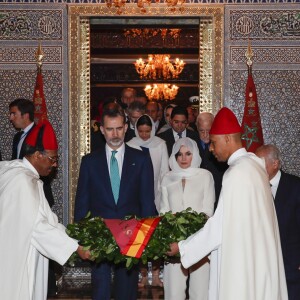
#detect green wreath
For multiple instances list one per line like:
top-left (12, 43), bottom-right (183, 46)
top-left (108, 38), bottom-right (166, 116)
top-left (66, 208), bottom-right (208, 269)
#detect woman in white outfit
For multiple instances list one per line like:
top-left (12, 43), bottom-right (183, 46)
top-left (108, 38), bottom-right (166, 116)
top-left (127, 114), bottom-right (169, 287)
top-left (160, 137), bottom-right (215, 300)
top-left (127, 114), bottom-right (169, 211)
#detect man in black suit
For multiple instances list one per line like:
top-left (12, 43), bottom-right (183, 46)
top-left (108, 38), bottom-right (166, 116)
top-left (75, 103), bottom-right (156, 300)
top-left (196, 112), bottom-right (227, 208)
top-left (9, 99), bottom-right (35, 160)
top-left (146, 101), bottom-right (164, 133)
top-left (9, 98), bottom-right (55, 206)
top-left (256, 144), bottom-right (300, 300)
top-left (158, 106), bottom-right (199, 156)
top-left (120, 87), bottom-right (137, 108)
top-left (9, 98), bottom-right (57, 296)
top-left (124, 100), bottom-right (145, 142)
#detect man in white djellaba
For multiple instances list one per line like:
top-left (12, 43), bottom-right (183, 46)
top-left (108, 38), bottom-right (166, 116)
top-left (0, 120), bottom-right (90, 300)
top-left (167, 107), bottom-right (288, 300)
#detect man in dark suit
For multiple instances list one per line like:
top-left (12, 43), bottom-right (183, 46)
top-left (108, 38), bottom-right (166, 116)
top-left (256, 144), bottom-right (300, 300)
top-left (74, 103), bottom-right (156, 300)
top-left (9, 99), bottom-right (35, 160)
top-left (120, 87), bottom-right (137, 108)
top-left (124, 100), bottom-right (145, 142)
top-left (9, 98), bottom-right (55, 207)
top-left (145, 101), bottom-right (164, 133)
top-left (158, 106), bottom-right (199, 156)
top-left (196, 112), bottom-right (227, 208)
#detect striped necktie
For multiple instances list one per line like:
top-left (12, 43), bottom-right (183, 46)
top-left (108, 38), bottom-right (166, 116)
top-left (110, 150), bottom-right (120, 204)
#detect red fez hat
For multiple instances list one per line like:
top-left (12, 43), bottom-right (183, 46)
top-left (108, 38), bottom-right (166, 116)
top-left (26, 120), bottom-right (58, 150)
top-left (210, 107), bottom-right (242, 135)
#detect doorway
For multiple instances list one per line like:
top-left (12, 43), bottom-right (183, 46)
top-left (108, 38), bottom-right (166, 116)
top-left (68, 4), bottom-right (224, 222)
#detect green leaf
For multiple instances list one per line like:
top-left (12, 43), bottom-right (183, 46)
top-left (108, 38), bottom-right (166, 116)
top-left (66, 209), bottom-right (208, 269)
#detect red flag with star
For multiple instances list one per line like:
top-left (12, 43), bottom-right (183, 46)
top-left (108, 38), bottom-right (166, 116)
top-left (33, 68), bottom-right (48, 124)
top-left (241, 72), bottom-right (264, 152)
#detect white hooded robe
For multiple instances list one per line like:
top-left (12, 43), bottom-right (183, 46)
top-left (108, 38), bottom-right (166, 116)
top-left (0, 159), bottom-right (78, 300)
top-left (179, 148), bottom-right (288, 300)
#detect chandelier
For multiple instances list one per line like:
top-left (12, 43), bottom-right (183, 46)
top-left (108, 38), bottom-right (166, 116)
top-left (105, 0), bottom-right (185, 14)
top-left (135, 54), bottom-right (185, 80)
top-left (144, 84), bottom-right (179, 101)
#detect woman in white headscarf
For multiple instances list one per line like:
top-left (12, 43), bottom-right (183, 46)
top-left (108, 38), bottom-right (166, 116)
top-left (160, 137), bottom-right (215, 300)
top-left (127, 114), bottom-right (169, 287)
top-left (127, 114), bottom-right (169, 211)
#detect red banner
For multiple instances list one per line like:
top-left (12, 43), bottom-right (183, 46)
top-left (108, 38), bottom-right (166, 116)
top-left (33, 70), bottom-right (48, 124)
top-left (104, 217), bottom-right (161, 258)
top-left (241, 73), bottom-right (264, 153)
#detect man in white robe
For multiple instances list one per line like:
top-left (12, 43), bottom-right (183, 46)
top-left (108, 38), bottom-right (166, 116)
top-left (0, 120), bottom-right (90, 300)
top-left (167, 107), bottom-right (288, 300)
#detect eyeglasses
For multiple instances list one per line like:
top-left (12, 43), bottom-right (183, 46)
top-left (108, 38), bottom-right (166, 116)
top-left (43, 154), bottom-right (58, 164)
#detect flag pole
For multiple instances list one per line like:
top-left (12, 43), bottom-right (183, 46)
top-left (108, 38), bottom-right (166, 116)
top-left (33, 42), bottom-right (48, 124)
top-left (245, 39), bottom-right (253, 75)
top-left (36, 41), bottom-right (44, 73)
top-left (241, 39), bottom-right (264, 153)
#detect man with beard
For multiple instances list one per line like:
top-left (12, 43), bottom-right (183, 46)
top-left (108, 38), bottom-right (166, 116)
top-left (75, 103), bottom-right (156, 300)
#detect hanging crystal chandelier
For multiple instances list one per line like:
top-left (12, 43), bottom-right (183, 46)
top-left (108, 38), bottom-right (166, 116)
top-left (144, 84), bottom-right (179, 101)
top-left (135, 54), bottom-right (185, 80)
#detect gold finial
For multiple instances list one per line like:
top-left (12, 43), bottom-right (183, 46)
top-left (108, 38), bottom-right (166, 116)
top-left (35, 42), bottom-right (44, 70)
top-left (245, 39), bottom-right (253, 68)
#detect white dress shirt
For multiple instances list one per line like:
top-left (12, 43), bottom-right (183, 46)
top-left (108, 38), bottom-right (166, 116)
top-left (270, 170), bottom-right (281, 198)
top-left (105, 143), bottom-right (125, 178)
top-left (17, 122), bottom-right (34, 158)
top-left (172, 129), bottom-right (186, 142)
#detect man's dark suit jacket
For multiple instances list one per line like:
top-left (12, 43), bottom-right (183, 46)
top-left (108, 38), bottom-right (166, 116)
top-left (74, 144), bottom-right (156, 299)
top-left (124, 126), bottom-right (135, 142)
top-left (198, 142), bottom-right (228, 209)
top-left (275, 171), bottom-right (300, 299)
top-left (12, 125), bottom-right (55, 207)
top-left (74, 144), bottom-right (156, 220)
top-left (158, 128), bottom-right (199, 157)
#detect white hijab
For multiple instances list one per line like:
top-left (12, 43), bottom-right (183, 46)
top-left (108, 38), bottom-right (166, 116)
top-left (127, 114), bottom-right (163, 149)
top-left (168, 137), bottom-right (202, 179)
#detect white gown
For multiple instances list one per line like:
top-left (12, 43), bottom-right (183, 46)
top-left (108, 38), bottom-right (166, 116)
top-left (179, 148), bottom-right (288, 300)
top-left (160, 137), bottom-right (215, 300)
top-left (0, 159), bottom-right (78, 300)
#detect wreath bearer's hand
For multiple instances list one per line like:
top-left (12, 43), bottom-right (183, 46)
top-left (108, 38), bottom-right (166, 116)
top-left (166, 242), bottom-right (179, 256)
top-left (77, 245), bottom-right (91, 260)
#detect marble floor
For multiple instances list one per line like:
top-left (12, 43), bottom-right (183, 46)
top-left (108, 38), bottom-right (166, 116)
top-left (47, 265), bottom-right (164, 300)
top-left (47, 282), bottom-right (164, 300)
